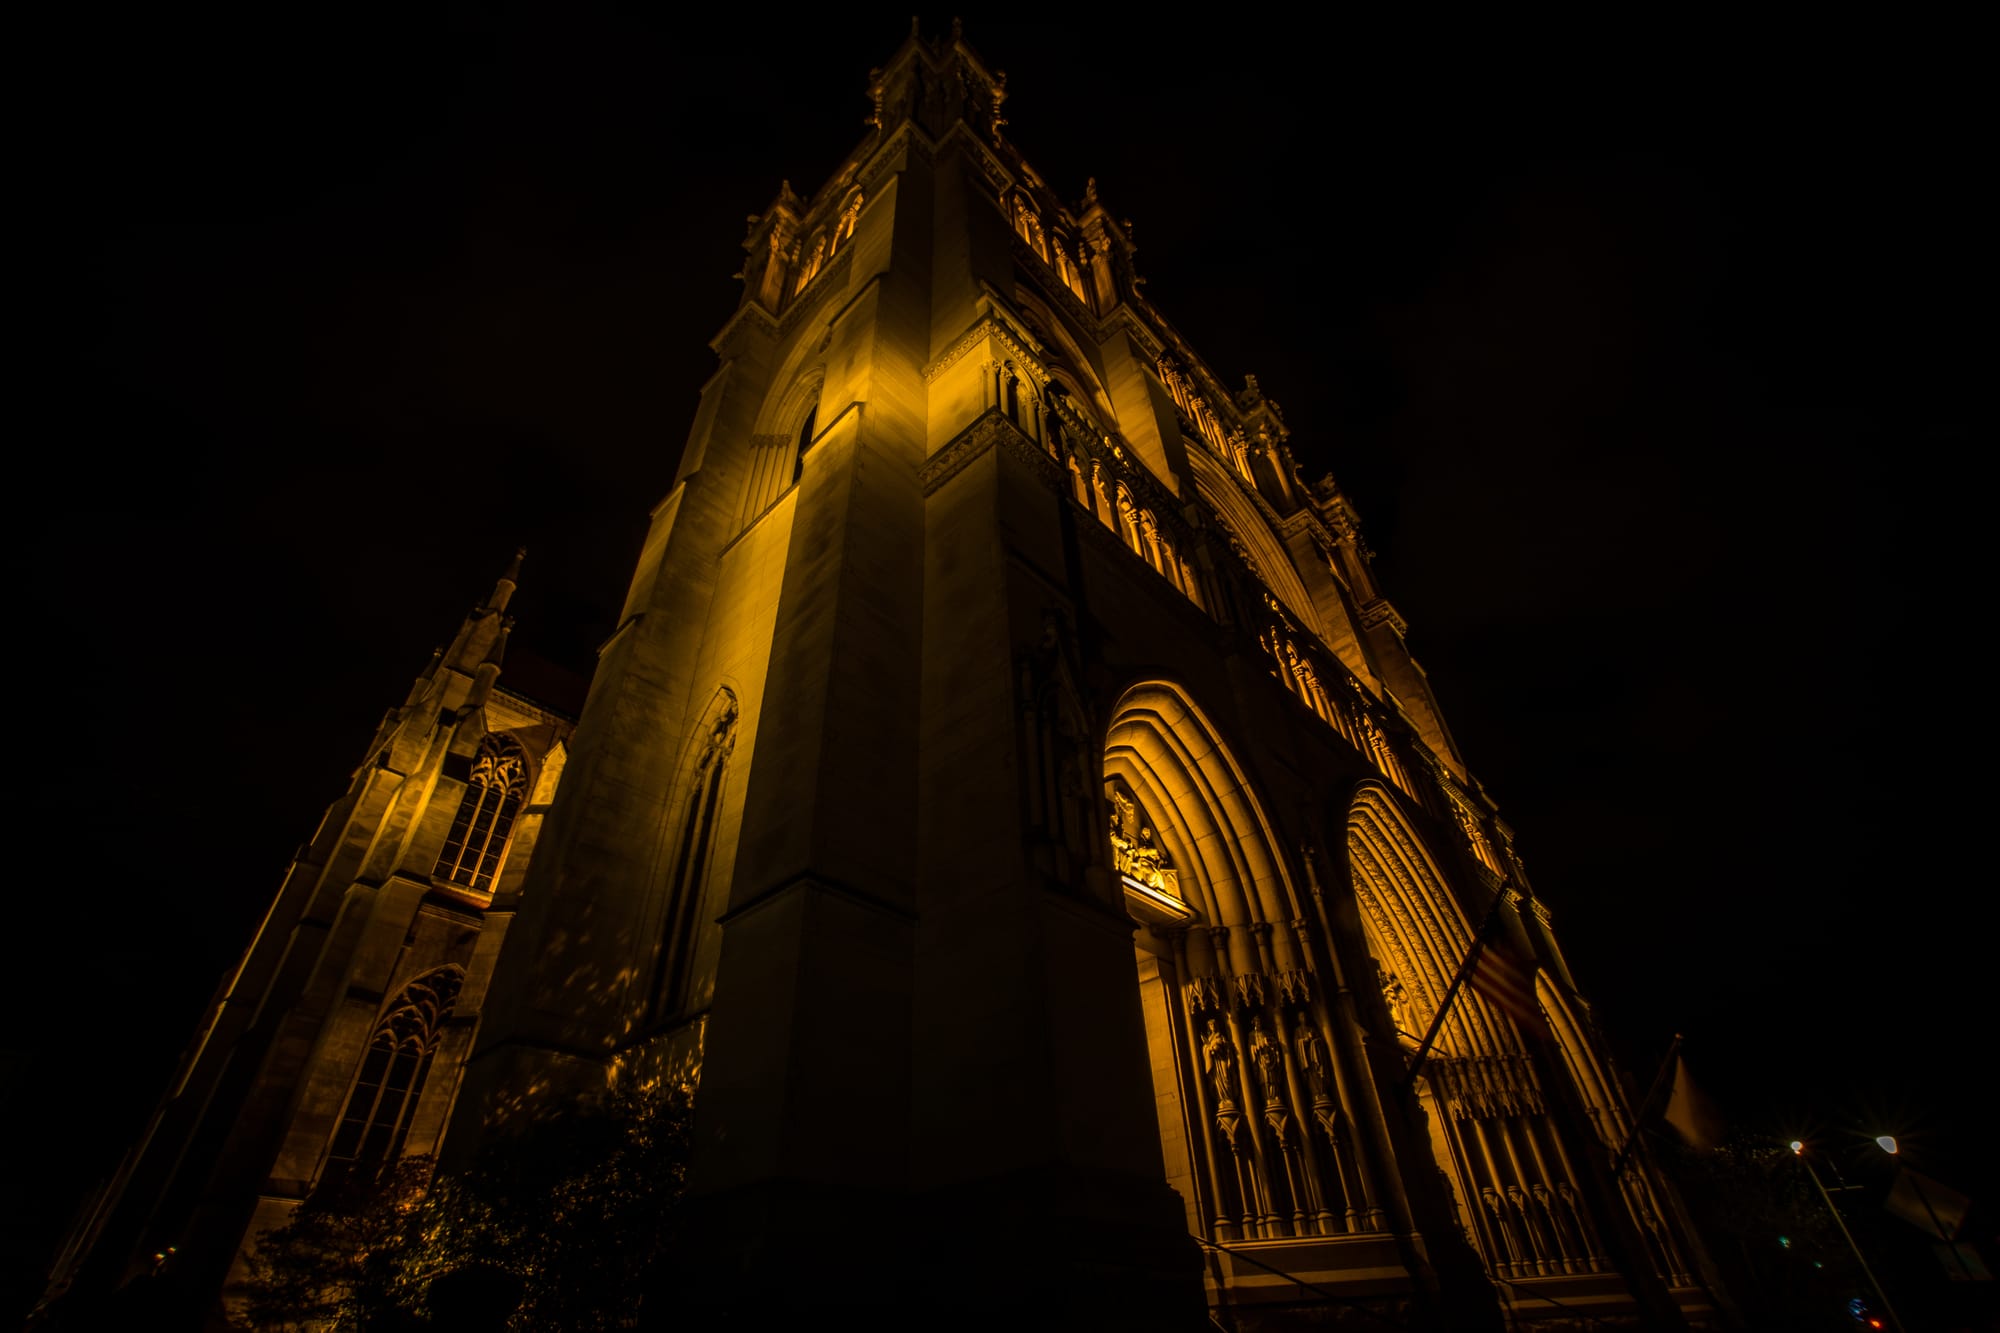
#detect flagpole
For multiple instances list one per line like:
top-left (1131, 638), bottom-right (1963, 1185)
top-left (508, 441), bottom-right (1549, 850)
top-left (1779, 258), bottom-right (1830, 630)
top-left (1398, 879), bottom-right (1510, 1096)
top-left (1611, 1032), bottom-right (1682, 1176)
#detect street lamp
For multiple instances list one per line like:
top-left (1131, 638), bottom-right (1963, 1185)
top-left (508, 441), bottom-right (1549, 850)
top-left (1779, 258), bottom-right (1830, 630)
top-left (1875, 1134), bottom-right (1977, 1282)
top-left (1791, 1139), bottom-right (1907, 1333)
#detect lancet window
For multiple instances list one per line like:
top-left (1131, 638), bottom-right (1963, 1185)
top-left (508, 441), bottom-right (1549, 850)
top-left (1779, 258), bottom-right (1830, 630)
top-left (651, 692), bottom-right (738, 1021)
top-left (328, 968), bottom-right (463, 1167)
top-left (792, 402), bottom-right (818, 485)
top-left (1011, 195), bottom-right (1049, 262)
top-left (433, 735), bottom-right (529, 894)
top-left (789, 189), bottom-right (863, 301)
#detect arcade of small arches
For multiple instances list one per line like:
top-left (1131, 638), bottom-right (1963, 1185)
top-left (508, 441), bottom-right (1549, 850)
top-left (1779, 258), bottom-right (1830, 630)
top-left (1103, 679), bottom-right (1695, 1293)
top-left (1008, 189), bottom-right (1094, 308)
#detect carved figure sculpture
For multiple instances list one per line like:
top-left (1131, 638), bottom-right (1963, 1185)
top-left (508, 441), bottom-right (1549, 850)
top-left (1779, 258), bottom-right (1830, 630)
top-left (1201, 1019), bottom-right (1238, 1108)
top-left (1378, 965), bottom-right (1414, 1039)
top-left (1295, 1022), bottom-right (1332, 1100)
top-left (1249, 1017), bottom-right (1285, 1106)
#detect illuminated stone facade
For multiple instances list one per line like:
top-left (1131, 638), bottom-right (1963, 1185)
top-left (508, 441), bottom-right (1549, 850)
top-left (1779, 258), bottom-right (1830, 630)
top-left (40, 558), bottom-right (576, 1323)
top-left (50, 26), bottom-right (1720, 1332)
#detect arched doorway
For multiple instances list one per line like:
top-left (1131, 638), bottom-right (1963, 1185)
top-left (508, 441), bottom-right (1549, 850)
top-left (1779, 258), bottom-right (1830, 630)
top-left (1105, 681), bottom-right (1383, 1244)
top-left (1346, 785), bottom-right (1609, 1282)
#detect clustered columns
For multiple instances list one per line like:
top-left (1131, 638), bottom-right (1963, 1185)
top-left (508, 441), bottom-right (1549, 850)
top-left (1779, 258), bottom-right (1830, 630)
top-left (978, 357), bottom-right (1042, 445)
top-left (1169, 925), bottom-right (1385, 1241)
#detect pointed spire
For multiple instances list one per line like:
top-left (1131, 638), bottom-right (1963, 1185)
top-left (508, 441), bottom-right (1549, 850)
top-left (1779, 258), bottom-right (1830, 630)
top-left (403, 646), bottom-right (445, 707)
top-left (486, 547), bottom-right (525, 614)
top-left (466, 616), bottom-right (512, 712)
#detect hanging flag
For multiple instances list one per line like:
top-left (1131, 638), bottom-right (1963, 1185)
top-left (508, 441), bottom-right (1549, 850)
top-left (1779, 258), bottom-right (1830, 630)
top-left (1467, 926), bottom-right (1542, 1032)
top-left (1660, 1053), bottom-right (1724, 1149)
top-left (1885, 1167), bottom-right (1971, 1241)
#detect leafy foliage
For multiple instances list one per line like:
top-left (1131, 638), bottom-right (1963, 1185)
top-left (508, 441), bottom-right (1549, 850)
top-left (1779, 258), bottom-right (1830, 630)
top-left (241, 1083), bottom-right (692, 1330)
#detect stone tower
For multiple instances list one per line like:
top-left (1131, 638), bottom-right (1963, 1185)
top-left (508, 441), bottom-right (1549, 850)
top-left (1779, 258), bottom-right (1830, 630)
top-left (451, 25), bottom-right (1717, 1331)
top-left (36, 558), bottom-right (577, 1325)
top-left (46, 24), bottom-right (1721, 1332)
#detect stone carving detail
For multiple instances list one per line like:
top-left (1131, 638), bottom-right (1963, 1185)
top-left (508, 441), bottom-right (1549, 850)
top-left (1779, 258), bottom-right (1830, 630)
top-left (1248, 1018), bottom-right (1286, 1107)
top-left (1108, 787), bottom-right (1178, 899)
top-left (1202, 1019), bottom-right (1239, 1110)
top-left (1183, 973), bottom-right (1224, 1015)
top-left (1379, 964), bottom-right (1416, 1042)
top-left (1017, 610), bottom-right (1096, 884)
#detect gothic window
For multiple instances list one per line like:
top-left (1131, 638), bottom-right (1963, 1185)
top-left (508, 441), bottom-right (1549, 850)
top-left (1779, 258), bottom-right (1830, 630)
top-left (794, 232), bottom-right (827, 294)
top-left (792, 402), bottom-right (818, 485)
top-left (328, 969), bottom-right (462, 1166)
top-left (433, 735), bottom-right (529, 894)
top-left (651, 692), bottom-right (738, 1019)
top-left (831, 190), bottom-right (863, 250)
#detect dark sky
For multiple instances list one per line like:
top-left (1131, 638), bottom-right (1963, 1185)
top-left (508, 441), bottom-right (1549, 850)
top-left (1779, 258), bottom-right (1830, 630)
top-left (10, 8), bottom-right (1983, 1314)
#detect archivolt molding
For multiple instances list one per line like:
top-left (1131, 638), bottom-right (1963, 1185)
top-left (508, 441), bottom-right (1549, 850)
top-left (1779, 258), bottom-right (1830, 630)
top-left (1345, 787), bottom-right (1517, 1057)
top-left (1104, 680), bottom-right (1297, 929)
top-left (1189, 451), bottom-right (1310, 594)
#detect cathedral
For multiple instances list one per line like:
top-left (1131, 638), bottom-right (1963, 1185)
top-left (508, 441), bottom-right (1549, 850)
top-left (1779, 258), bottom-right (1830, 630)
top-left (43, 25), bottom-right (1722, 1332)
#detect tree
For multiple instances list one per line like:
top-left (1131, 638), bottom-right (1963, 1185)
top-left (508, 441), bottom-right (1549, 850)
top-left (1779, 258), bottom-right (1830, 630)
top-left (240, 1082), bottom-right (692, 1330)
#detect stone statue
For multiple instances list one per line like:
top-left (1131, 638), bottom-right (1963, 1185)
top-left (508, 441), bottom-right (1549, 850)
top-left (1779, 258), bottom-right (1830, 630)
top-left (1249, 1017), bottom-right (1285, 1105)
top-left (1201, 1019), bottom-right (1237, 1108)
top-left (1378, 964), bottom-right (1413, 1038)
top-left (1295, 1022), bottom-right (1332, 1099)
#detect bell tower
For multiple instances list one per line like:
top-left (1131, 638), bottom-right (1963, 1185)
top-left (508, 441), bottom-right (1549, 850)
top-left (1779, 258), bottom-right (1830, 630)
top-left (449, 23), bottom-right (1208, 1326)
top-left (454, 21), bottom-right (1719, 1330)
top-left (51, 21), bottom-right (1725, 1332)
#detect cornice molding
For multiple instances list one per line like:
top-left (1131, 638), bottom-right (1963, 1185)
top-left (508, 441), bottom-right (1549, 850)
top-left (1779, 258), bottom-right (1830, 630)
top-left (707, 300), bottom-right (779, 357)
top-left (923, 311), bottom-right (1050, 385)
top-left (1358, 598), bottom-right (1408, 636)
top-left (858, 119), bottom-right (936, 192)
top-left (938, 119), bottom-right (1013, 194)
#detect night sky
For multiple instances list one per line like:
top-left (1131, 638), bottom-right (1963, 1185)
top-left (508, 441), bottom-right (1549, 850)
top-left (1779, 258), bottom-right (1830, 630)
top-left (10, 9), bottom-right (1983, 1315)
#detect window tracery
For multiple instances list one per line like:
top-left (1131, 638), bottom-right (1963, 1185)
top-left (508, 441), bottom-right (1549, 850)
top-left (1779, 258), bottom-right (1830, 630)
top-left (328, 968), bottom-right (463, 1167)
top-left (651, 692), bottom-right (738, 1021)
top-left (433, 736), bottom-right (529, 894)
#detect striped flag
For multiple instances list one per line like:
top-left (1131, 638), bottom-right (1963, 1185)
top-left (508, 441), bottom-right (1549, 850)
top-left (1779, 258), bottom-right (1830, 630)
top-left (1661, 1054), bottom-right (1725, 1149)
top-left (1468, 928), bottom-right (1542, 1032)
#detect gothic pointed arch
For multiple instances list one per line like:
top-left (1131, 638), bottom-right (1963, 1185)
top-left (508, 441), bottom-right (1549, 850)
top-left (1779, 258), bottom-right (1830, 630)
top-left (739, 368), bottom-right (827, 527)
top-left (1013, 284), bottom-right (1119, 428)
top-left (1346, 784), bottom-right (1610, 1282)
top-left (1188, 446), bottom-right (1321, 634)
top-left (1106, 680), bottom-right (1377, 1244)
top-left (649, 686), bottom-right (739, 1022)
top-left (433, 734), bottom-right (530, 896)
top-left (1538, 977), bottom-right (1694, 1288)
top-left (327, 967), bottom-right (465, 1170)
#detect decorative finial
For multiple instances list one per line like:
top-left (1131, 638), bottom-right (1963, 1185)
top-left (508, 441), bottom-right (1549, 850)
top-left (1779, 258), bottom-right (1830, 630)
top-left (1085, 177), bottom-right (1099, 204)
